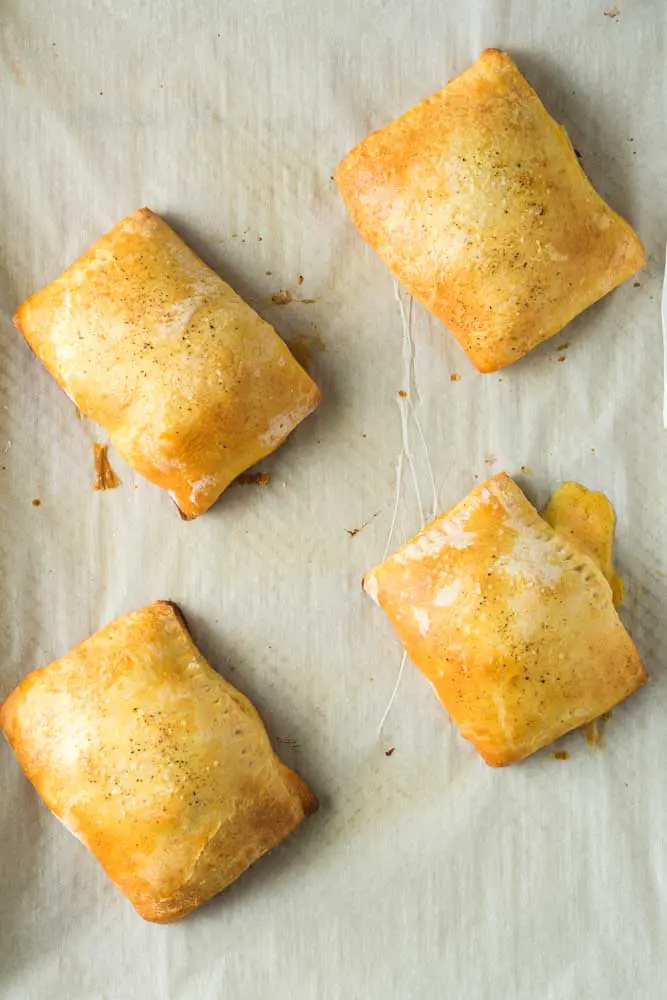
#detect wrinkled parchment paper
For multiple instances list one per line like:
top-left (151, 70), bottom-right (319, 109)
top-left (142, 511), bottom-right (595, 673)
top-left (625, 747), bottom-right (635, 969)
top-left (1, 2), bottom-right (667, 998)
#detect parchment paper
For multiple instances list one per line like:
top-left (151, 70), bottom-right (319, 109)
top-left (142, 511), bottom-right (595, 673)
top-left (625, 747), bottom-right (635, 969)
top-left (1, 2), bottom-right (667, 998)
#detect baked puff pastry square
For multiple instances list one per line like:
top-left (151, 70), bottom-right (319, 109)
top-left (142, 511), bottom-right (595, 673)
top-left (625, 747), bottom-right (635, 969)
top-left (336, 49), bottom-right (644, 372)
top-left (363, 473), bottom-right (646, 766)
top-left (0, 601), bottom-right (317, 922)
top-left (15, 209), bottom-right (320, 517)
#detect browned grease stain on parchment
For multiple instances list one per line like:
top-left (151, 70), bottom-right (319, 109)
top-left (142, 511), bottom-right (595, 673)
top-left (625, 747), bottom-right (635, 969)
top-left (585, 711), bottom-right (612, 750)
top-left (93, 443), bottom-right (121, 491)
top-left (287, 333), bottom-right (326, 371)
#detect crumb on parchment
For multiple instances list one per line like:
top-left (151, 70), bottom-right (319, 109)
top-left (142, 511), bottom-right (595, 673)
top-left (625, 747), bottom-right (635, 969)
top-left (236, 472), bottom-right (271, 487)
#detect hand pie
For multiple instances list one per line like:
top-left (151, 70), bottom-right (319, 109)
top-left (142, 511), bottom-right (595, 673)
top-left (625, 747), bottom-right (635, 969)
top-left (15, 209), bottom-right (320, 517)
top-left (0, 601), bottom-right (317, 922)
top-left (336, 49), bottom-right (644, 372)
top-left (363, 473), bottom-right (646, 766)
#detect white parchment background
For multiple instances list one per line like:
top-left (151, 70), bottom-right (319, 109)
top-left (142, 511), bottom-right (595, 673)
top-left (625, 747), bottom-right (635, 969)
top-left (1, 1), bottom-right (666, 998)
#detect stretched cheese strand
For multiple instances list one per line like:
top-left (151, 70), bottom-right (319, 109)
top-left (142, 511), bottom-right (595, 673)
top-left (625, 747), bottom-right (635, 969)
top-left (395, 285), bottom-right (425, 526)
top-left (395, 283), bottom-right (439, 521)
top-left (378, 284), bottom-right (438, 736)
top-left (376, 651), bottom-right (408, 739)
top-left (662, 244), bottom-right (667, 428)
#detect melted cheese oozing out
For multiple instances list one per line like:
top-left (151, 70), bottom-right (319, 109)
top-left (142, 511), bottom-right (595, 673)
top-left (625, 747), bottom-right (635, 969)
top-left (542, 481), bottom-right (624, 606)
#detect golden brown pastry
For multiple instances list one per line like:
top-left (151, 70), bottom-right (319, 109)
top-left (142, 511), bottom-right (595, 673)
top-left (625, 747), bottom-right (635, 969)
top-left (0, 601), bottom-right (317, 922)
top-left (15, 209), bottom-right (320, 517)
top-left (363, 473), bottom-right (645, 766)
top-left (336, 49), bottom-right (644, 373)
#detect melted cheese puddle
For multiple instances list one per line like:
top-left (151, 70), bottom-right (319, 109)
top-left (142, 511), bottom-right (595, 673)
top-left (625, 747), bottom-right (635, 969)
top-left (542, 481), bottom-right (623, 606)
